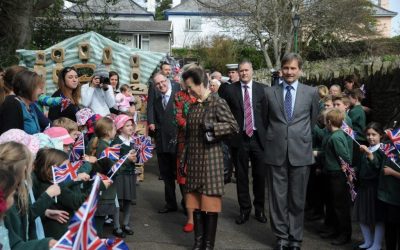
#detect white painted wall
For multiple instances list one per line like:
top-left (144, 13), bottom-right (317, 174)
top-left (168, 15), bottom-right (242, 48)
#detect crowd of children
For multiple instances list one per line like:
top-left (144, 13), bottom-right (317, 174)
top-left (308, 82), bottom-right (400, 249)
top-left (0, 105), bottom-right (141, 249)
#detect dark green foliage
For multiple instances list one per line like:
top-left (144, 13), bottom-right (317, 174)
top-left (155, 0), bottom-right (172, 20)
top-left (172, 37), bottom-right (268, 73)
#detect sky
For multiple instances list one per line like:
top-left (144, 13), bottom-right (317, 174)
top-left (391, 0), bottom-right (400, 36)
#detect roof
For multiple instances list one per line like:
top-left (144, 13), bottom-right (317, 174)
top-left (64, 19), bottom-right (172, 34)
top-left (165, 0), bottom-right (246, 17)
top-left (372, 4), bottom-right (397, 17)
top-left (17, 32), bottom-right (166, 93)
top-left (65, 0), bottom-right (153, 17)
top-left (117, 20), bottom-right (172, 33)
top-left (165, 0), bottom-right (216, 16)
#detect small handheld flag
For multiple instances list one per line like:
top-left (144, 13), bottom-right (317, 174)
top-left (339, 157), bottom-right (357, 202)
top-left (108, 155), bottom-right (129, 178)
top-left (99, 145), bottom-right (121, 161)
top-left (385, 128), bottom-right (400, 151)
top-left (69, 133), bottom-right (85, 162)
top-left (52, 161), bottom-right (82, 184)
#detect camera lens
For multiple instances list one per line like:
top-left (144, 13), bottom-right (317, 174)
top-left (100, 76), bottom-right (110, 85)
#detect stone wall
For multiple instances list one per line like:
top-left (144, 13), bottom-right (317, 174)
top-left (254, 55), bottom-right (400, 126)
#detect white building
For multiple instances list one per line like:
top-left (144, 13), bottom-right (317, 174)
top-left (165, 0), bottom-right (242, 48)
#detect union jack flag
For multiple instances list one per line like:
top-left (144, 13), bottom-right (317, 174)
top-left (341, 122), bottom-right (356, 140)
top-left (385, 128), bottom-right (400, 151)
top-left (131, 135), bottom-right (154, 163)
top-left (108, 154), bottom-right (129, 178)
top-left (99, 145), bottom-right (121, 161)
top-left (52, 176), bottom-right (107, 250)
top-left (61, 98), bottom-right (72, 113)
top-left (339, 157), bottom-right (357, 202)
top-left (139, 95), bottom-right (148, 103)
top-left (101, 238), bottom-right (129, 250)
top-left (53, 161), bottom-right (82, 184)
top-left (69, 133), bottom-right (85, 162)
top-left (380, 143), bottom-right (396, 159)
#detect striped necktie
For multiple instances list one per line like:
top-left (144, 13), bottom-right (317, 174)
top-left (243, 85), bottom-right (253, 137)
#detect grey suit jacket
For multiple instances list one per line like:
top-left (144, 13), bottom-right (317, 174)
top-left (264, 82), bottom-right (319, 166)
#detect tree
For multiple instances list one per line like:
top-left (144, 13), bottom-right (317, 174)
top-left (0, 0), bottom-right (61, 66)
top-left (155, 0), bottom-right (172, 20)
top-left (196, 0), bottom-right (375, 70)
top-left (0, 0), bottom-right (117, 67)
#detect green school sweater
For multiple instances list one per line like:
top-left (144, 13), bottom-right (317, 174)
top-left (87, 138), bottom-right (117, 206)
top-left (322, 130), bottom-right (352, 171)
top-left (111, 136), bottom-right (136, 175)
top-left (378, 157), bottom-right (400, 206)
top-left (348, 104), bottom-right (366, 142)
top-left (357, 149), bottom-right (384, 184)
top-left (32, 173), bottom-right (88, 240)
top-left (4, 206), bottom-right (52, 250)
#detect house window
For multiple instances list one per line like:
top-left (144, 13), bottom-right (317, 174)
top-left (141, 35), bottom-right (150, 50)
top-left (185, 17), bottom-right (201, 31)
top-left (120, 34), bottom-right (150, 50)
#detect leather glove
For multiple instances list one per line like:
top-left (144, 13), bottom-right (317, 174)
top-left (202, 122), bottom-right (214, 132)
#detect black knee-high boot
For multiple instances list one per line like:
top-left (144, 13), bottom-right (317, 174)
top-left (192, 209), bottom-right (204, 250)
top-left (203, 212), bottom-right (218, 250)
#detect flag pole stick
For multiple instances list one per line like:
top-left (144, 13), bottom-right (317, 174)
top-left (51, 166), bottom-right (58, 203)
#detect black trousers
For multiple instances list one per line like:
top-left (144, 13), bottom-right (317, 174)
top-left (306, 163), bottom-right (325, 215)
top-left (157, 152), bottom-right (177, 209)
top-left (384, 202), bottom-right (400, 250)
top-left (326, 171), bottom-right (352, 237)
top-left (231, 131), bottom-right (266, 213)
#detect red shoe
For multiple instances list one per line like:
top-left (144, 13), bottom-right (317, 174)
top-left (183, 223), bottom-right (194, 233)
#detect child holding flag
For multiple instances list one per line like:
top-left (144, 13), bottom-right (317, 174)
top-left (376, 127), bottom-right (400, 250)
top-left (86, 117), bottom-right (124, 237)
top-left (355, 122), bottom-right (386, 250)
top-left (32, 148), bottom-right (90, 239)
top-left (111, 114), bottom-right (138, 236)
top-left (321, 109), bottom-right (353, 245)
top-left (0, 140), bottom-right (58, 249)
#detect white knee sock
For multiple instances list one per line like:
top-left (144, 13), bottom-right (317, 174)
top-left (359, 223), bottom-right (373, 248)
top-left (367, 222), bottom-right (384, 250)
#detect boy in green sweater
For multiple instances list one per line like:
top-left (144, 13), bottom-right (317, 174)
top-left (322, 109), bottom-right (353, 246)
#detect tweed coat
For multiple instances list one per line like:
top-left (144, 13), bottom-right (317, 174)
top-left (185, 93), bottom-right (239, 196)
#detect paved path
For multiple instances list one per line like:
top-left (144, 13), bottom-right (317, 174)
top-left (105, 157), bottom-right (363, 250)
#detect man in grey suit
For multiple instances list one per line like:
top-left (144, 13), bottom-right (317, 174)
top-left (264, 53), bottom-right (319, 250)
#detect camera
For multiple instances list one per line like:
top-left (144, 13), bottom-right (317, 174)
top-left (99, 76), bottom-right (110, 90)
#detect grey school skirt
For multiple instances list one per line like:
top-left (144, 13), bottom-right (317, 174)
top-left (115, 174), bottom-right (136, 202)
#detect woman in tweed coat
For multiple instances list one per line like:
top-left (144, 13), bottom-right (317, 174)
top-left (181, 67), bottom-right (239, 250)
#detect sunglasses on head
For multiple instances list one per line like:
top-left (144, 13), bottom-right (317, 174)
top-left (60, 67), bottom-right (77, 78)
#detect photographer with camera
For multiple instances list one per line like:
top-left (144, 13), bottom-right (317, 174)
top-left (81, 64), bottom-right (116, 116)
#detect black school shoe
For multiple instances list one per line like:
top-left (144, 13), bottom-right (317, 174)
top-left (112, 228), bottom-right (126, 238)
top-left (122, 225), bottom-right (134, 235)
